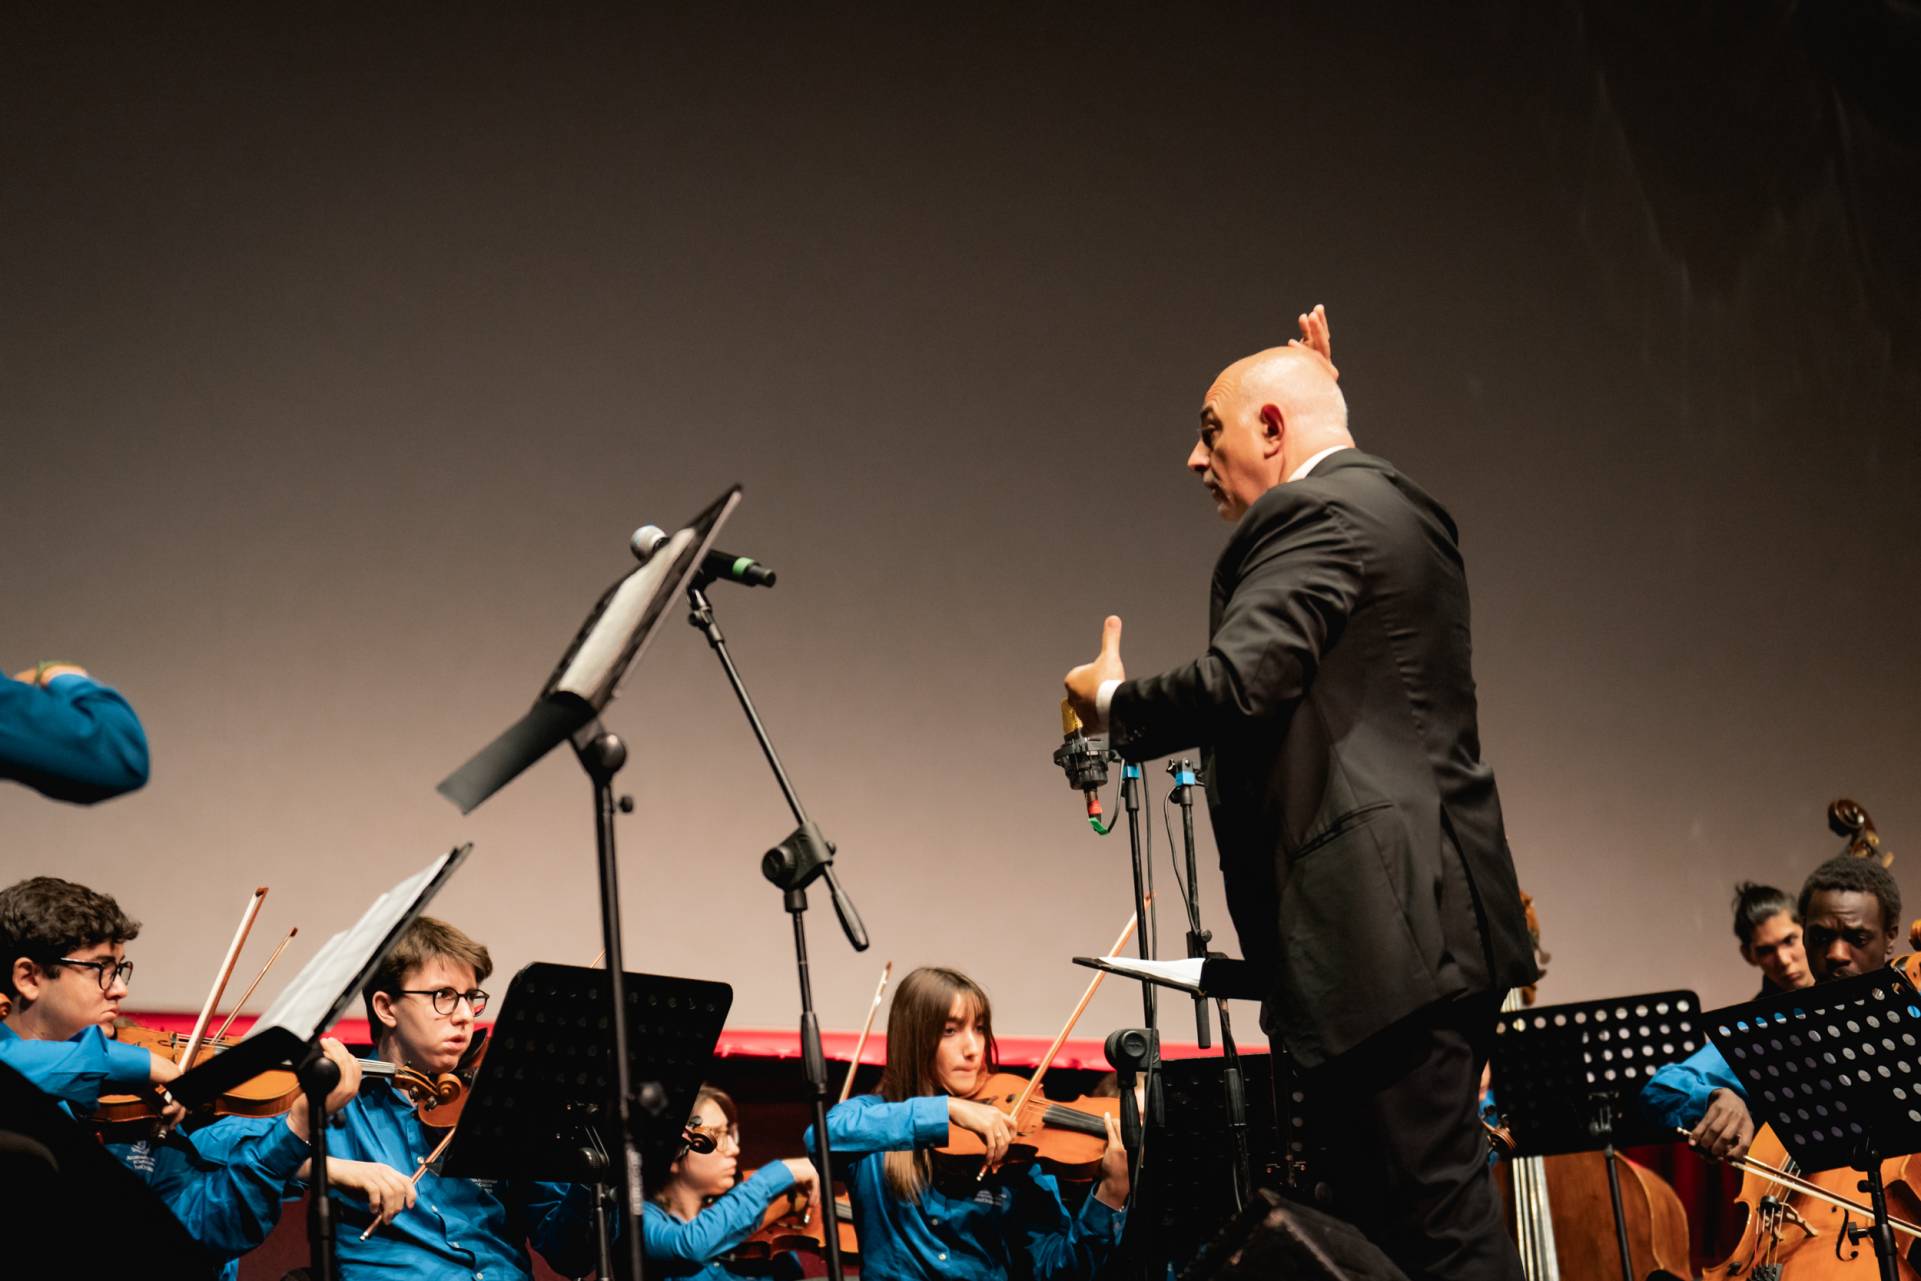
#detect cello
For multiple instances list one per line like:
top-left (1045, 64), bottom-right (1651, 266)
top-left (1492, 892), bottom-right (1694, 1281)
top-left (1692, 796), bottom-right (1921, 1280)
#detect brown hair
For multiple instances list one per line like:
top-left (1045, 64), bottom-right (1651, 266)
top-left (650, 1083), bottom-right (737, 1197)
top-left (876, 966), bottom-right (995, 1201)
top-left (0, 877), bottom-right (140, 999)
top-left (360, 915), bottom-right (492, 1044)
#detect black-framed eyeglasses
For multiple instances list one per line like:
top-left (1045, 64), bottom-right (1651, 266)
top-left (397, 987), bottom-right (489, 1016)
top-left (57, 957), bottom-right (134, 991)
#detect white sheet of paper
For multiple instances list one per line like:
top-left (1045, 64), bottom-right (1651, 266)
top-left (1093, 956), bottom-right (1207, 987)
top-left (553, 526), bottom-right (696, 706)
top-left (251, 850), bottom-right (457, 1039)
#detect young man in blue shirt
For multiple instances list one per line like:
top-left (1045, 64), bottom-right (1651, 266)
top-left (264, 914), bottom-right (605, 1279)
top-left (1641, 856), bottom-right (1901, 1159)
top-left (0, 875), bottom-right (360, 1275)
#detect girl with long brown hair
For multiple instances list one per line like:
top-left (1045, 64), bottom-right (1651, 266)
top-left (807, 965), bottom-right (1128, 1280)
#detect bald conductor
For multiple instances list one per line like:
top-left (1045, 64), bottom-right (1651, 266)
top-left (1064, 309), bottom-right (1537, 1281)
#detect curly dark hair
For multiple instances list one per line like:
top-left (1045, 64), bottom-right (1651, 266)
top-left (1731, 882), bottom-right (1796, 946)
top-left (1798, 856), bottom-right (1902, 935)
top-left (0, 876), bottom-right (140, 998)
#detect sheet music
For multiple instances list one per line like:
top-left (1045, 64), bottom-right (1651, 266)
top-left (552, 526), bottom-right (697, 707)
top-left (251, 850), bottom-right (458, 1039)
top-left (1093, 956), bottom-right (1207, 987)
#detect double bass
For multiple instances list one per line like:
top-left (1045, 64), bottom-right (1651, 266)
top-left (1491, 892), bottom-right (1694, 1281)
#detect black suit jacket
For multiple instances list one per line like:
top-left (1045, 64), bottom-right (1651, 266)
top-left (1110, 450), bottom-right (1537, 1067)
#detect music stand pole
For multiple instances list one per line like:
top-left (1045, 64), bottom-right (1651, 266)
top-left (301, 1044), bottom-right (342, 1281)
top-left (1588, 1098), bottom-right (1633, 1281)
top-left (687, 580), bottom-right (865, 1281)
top-left (1120, 764), bottom-right (1156, 1031)
top-left (574, 729), bottom-right (649, 1281)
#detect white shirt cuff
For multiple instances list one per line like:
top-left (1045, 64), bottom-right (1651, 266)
top-left (1095, 679), bottom-right (1121, 730)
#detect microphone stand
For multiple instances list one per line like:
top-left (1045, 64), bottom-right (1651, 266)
top-left (686, 578), bottom-right (867, 1281)
top-left (1165, 759), bottom-right (1249, 1211)
top-left (1165, 759), bottom-right (1210, 1048)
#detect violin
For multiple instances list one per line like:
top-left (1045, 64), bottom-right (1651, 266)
top-left (94, 1024), bottom-right (489, 1132)
top-left (736, 962), bottom-right (891, 1265)
top-left (735, 1186), bottom-right (860, 1263)
top-left (935, 1070), bottom-right (1121, 1180)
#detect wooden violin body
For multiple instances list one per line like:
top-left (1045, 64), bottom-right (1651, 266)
top-left (937, 1070), bottom-right (1119, 1180)
top-left (736, 1184), bottom-right (859, 1263)
top-left (1495, 1150), bottom-right (1690, 1281)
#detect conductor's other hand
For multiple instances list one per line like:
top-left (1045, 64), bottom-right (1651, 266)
top-left (1290, 303), bottom-right (1337, 380)
top-left (1064, 616), bottom-right (1124, 732)
top-left (1691, 1088), bottom-right (1756, 1160)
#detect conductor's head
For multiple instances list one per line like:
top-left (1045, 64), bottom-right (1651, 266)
top-left (1190, 343), bottom-right (1349, 522)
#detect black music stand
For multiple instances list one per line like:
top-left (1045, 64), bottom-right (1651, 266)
top-left (440, 963), bottom-right (732, 1278)
top-left (1489, 990), bottom-right (1705, 1281)
top-left (436, 486), bottom-right (740, 1281)
top-left (1707, 968), bottom-right (1921, 1281)
top-left (1075, 954), bottom-right (1270, 1276)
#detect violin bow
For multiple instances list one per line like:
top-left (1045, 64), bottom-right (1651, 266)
top-left (359, 1126), bottom-right (458, 1241)
top-left (1677, 1128), bottom-right (1921, 1242)
top-left (1006, 902), bottom-right (1145, 1127)
top-left (176, 886), bottom-right (269, 1068)
top-left (211, 926), bottom-right (298, 1044)
top-left (839, 961), bottom-right (893, 1105)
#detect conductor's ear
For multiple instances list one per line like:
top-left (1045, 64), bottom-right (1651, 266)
top-left (1258, 404), bottom-right (1285, 449)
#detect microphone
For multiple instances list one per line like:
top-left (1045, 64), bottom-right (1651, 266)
top-left (1053, 699), bottom-right (1113, 834)
top-left (629, 525), bottom-right (777, 588)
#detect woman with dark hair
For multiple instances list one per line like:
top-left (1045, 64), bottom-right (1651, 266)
top-left (811, 965), bottom-right (1127, 1280)
top-left (642, 1083), bottom-right (820, 1279)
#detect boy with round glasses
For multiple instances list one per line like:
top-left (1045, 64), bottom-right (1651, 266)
top-left (0, 875), bottom-right (359, 1275)
top-left (228, 913), bottom-right (607, 1279)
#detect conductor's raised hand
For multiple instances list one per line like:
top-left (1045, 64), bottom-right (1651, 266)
top-left (1290, 303), bottom-right (1337, 380)
top-left (1063, 616), bottom-right (1124, 732)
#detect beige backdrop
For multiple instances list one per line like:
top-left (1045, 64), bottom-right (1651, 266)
top-left (4, 4), bottom-right (1917, 1045)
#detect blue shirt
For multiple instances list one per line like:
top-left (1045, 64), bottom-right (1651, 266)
top-left (0, 1020), bottom-right (154, 1109)
top-left (261, 1080), bottom-right (602, 1280)
top-left (642, 1161), bottom-right (799, 1279)
top-left (811, 1093), bottom-right (1124, 1281)
top-left (1640, 1039), bottom-right (1745, 1131)
top-left (0, 670), bottom-right (149, 802)
top-left (0, 1022), bottom-right (308, 1275)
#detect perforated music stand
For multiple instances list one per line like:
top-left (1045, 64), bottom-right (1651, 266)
top-left (441, 962), bottom-right (732, 1183)
top-left (1488, 990), bottom-right (1704, 1281)
top-left (1707, 968), bottom-right (1921, 1281)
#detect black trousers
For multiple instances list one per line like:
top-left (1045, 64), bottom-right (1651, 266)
top-left (1278, 994), bottom-right (1522, 1281)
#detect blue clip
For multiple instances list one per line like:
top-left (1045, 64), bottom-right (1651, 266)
top-left (1173, 768), bottom-right (1198, 787)
top-left (1123, 763), bottom-right (1143, 781)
